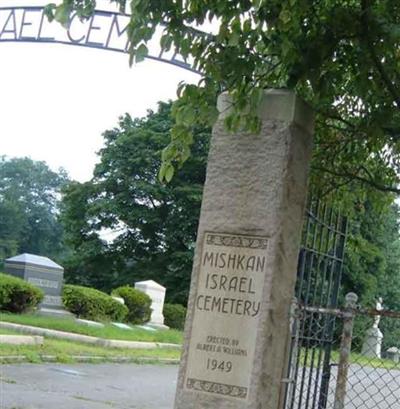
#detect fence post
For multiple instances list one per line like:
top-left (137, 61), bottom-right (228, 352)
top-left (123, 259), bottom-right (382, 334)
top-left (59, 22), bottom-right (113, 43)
top-left (281, 298), bottom-right (301, 409)
top-left (333, 292), bottom-right (358, 409)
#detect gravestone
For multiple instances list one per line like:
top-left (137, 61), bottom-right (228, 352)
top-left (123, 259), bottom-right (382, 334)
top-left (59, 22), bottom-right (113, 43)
top-left (135, 280), bottom-right (168, 329)
top-left (112, 322), bottom-right (133, 330)
top-left (386, 347), bottom-right (400, 363)
top-left (4, 253), bottom-right (72, 317)
top-left (361, 327), bottom-right (383, 358)
top-left (136, 325), bottom-right (157, 332)
top-left (361, 298), bottom-right (383, 359)
top-left (174, 90), bottom-right (314, 409)
top-left (76, 319), bottom-right (105, 328)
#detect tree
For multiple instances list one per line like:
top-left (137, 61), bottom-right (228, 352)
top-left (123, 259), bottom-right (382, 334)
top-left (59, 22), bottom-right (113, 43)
top-left (343, 202), bottom-right (400, 309)
top-left (48, 0), bottom-right (400, 197)
top-left (61, 102), bottom-right (210, 302)
top-left (0, 157), bottom-right (69, 266)
top-left (58, 180), bottom-right (119, 290)
top-left (61, 101), bottom-right (400, 308)
top-left (341, 201), bottom-right (400, 350)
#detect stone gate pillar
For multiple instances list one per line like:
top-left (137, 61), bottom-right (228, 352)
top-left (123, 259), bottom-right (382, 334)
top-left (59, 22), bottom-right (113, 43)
top-left (174, 89), bottom-right (314, 409)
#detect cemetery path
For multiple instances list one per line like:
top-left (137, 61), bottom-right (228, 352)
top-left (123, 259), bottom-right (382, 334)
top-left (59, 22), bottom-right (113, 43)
top-left (0, 363), bottom-right (178, 409)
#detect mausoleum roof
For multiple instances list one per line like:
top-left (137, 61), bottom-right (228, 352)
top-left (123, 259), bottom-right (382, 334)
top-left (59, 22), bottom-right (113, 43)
top-left (5, 253), bottom-right (63, 270)
top-left (135, 280), bottom-right (165, 289)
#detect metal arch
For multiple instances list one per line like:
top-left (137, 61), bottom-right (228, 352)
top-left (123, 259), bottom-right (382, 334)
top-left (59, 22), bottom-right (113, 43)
top-left (0, 6), bottom-right (201, 74)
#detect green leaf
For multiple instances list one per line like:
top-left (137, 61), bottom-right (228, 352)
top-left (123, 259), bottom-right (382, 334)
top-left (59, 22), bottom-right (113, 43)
top-left (54, 4), bottom-right (71, 27)
top-left (43, 4), bottom-right (56, 22)
top-left (229, 32), bottom-right (240, 46)
top-left (165, 165), bottom-right (175, 182)
top-left (249, 87), bottom-right (264, 110)
top-left (135, 43), bottom-right (148, 63)
top-left (158, 161), bottom-right (168, 182)
top-left (160, 34), bottom-right (173, 51)
top-left (279, 9), bottom-right (291, 25)
top-left (176, 107), bottom-right (195, 126)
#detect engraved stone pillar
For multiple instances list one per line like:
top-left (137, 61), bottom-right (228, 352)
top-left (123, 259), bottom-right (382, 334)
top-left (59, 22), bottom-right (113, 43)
top-left (174, 89), bottom-right (314, 409)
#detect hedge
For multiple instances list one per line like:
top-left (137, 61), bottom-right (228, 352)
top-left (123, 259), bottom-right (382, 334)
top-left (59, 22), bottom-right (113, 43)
top-left (163, 303), bottom-right (187, 330)
top-left (0, 272), bottom-right (44, 313)
top-left (112, 286), bottom-right (152, 324)
top-left (62, 284), bottom-right (128, 321)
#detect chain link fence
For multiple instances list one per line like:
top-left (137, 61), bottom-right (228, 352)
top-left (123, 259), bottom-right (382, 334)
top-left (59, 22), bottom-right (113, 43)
top-left (284, 294), bottom-right (400, 409)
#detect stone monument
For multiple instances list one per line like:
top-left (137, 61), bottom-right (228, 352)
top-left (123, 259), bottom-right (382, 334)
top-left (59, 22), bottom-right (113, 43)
top-left (361, 297), bottom-right (383, 359)
top-left (386, 347), bottom-right (400, 363)
top-left (174, 89), bottom-right (314, 409)
top-left (4, 253), bottom-right (72, 317)
top-left (135, 280), bottom-right (168, 329)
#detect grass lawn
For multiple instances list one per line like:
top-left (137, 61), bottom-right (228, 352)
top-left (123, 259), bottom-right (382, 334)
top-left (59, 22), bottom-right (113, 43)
top-left (298, 347), bottom-right (400, 370)
top-left (331, 350), bottom-right (400, 370)
top-left (0, 328), bottom-right (181, 364)
top-left (0, 328), bottom-right (20, 335)
top-left (0, 312), bottom-right (183, 344)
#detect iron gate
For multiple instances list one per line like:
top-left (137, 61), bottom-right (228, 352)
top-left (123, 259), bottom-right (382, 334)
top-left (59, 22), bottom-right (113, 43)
top-left (283, 200), bottom-right (348, 409)
top-left (285, 296), bottom-right (400, 409)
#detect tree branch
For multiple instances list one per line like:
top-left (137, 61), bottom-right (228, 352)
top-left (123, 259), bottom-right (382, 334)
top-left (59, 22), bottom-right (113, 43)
top-left (312, 165), bottom-right (400, 194)
top-left (360, 0), bottom-right (400, 109)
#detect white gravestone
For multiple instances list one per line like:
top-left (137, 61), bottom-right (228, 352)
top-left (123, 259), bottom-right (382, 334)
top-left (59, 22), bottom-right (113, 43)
top-left (135, 280), bottom-right (168, 329)
top-left (76, 319), bottom-right (105, 328)
top-left (386, 347), bottom-right (400, 363)
top-left (362, 298), bottom-right (383, 359)
top-left (112, 296), bottom-right (125, 305)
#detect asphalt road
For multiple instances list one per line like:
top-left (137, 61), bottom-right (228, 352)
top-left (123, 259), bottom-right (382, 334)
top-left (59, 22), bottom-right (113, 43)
top-left (2, 363), bottom-right (400, 409)
top-left (0, 364), bottom-right (179, 409)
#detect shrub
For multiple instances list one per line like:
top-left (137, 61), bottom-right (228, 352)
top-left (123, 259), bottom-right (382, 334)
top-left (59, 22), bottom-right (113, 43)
top-left (112, 286), bottom-right (152, 324)
top-left (0, 272), bottom-right (44, 313)
top-left (163, 303), bottom-right (187, 330)
top-left (62, 284), bottom-right (128, 321)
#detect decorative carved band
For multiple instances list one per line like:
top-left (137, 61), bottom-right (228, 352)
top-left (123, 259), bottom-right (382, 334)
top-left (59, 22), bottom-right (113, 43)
top-left (186, 378), bottom-right (247, 399)
top-left (206, 233), bottom-right (268, 250)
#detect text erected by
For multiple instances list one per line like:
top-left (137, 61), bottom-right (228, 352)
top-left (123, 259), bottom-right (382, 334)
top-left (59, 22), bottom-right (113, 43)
top-left (184, 232), bottom-right (268, 400)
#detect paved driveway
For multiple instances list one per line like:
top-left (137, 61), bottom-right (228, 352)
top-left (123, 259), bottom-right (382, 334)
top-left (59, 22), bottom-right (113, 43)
top-left (2, 362), bottom-right (400, 409)
top-left (0, 364), bottom-right (179, 409)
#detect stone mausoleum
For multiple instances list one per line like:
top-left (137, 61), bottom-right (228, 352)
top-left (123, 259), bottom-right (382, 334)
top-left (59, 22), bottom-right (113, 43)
top-left (4, 253), bottom-right (71, 317)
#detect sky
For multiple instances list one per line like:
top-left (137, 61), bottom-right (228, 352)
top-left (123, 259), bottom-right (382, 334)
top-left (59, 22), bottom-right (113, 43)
top-left (0, 1), bottom-right (199, 182)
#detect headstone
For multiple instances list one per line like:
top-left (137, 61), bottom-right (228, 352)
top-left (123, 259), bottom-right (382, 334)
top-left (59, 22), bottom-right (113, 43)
top-left (135, 280), bottom-right (168, 329)
top-left (362, 298), bottom-right (384, 359)
top-left (112, 296), bottom-right (125, 305)
top-left (386, 347), bottom-right (400, 363)
top-left (136, 325), bottom-right (157, 332)
top-left (174, 90), bottom-right (314, 409)
top-left (361, 327), bottom-right (383, 359)
top-left (76, 318), bottom-right (105, 328)
top-left (112, 322), bottom-right (133, 330)
top-left (4, 253), bottom-right (72, 318)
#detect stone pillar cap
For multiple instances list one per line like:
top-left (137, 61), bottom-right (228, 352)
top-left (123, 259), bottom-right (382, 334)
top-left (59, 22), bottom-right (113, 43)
top-left (217, 88), bottom-right (314, 135)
